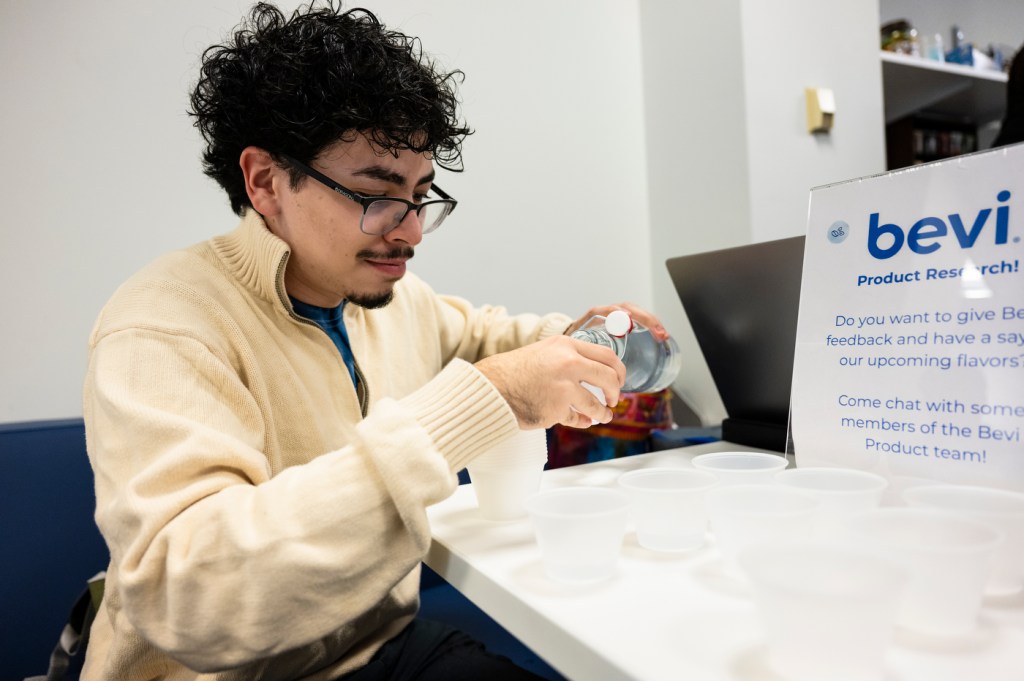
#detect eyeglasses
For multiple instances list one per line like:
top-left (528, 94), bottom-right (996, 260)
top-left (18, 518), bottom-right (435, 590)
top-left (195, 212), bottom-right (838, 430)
top-left (280, 154), bottom-right (457, 236)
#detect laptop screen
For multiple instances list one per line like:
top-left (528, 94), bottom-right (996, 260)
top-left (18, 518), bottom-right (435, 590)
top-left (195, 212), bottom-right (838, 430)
top-left (665, 236), bottom-right (805, 451)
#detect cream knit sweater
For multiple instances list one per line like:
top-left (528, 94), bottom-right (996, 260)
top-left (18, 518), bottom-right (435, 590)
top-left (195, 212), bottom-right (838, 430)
top-left (81, 211), bottom-right (570, 680)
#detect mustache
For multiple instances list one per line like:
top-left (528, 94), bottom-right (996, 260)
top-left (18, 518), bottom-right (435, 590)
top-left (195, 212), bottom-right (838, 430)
top-left (356, 246), bottom-right (415, 261)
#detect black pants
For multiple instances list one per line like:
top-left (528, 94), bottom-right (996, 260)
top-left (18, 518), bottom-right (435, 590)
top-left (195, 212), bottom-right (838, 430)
top-left (339, 618), bottom-right (553, 681)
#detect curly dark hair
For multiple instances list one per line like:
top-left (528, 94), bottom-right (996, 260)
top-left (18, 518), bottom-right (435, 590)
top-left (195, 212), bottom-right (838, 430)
top-left (188, 1), bottom-right (472, 215)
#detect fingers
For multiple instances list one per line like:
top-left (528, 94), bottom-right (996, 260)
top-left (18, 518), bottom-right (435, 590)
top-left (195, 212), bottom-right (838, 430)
top-left (614, 302), bottom-right (669, 341)
top-left (475, 335), bottom-right (623, 430)
top-left (572, 339), bottom-right (626, 386)
top-left (543, 338), bottom-right (620, 426)
top-left (569, 380), bottom-right (612, 426)
top-left (565, 405), bottom-right (599, 429)
top-left (565, 302), bottom-right (670, 341)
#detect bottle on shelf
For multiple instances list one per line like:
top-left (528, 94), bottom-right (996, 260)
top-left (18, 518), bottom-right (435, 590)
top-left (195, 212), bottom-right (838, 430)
top-left (880, 19), bottom-right (920, 56)
top-left (947, 25), bottom-right (973, 66)
top-left (927, 33), bottom-right (945, 62)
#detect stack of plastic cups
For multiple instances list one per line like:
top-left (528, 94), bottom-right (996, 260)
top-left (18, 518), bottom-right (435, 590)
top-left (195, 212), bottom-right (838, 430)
top-left (467, 428), bottom-right (548, 521)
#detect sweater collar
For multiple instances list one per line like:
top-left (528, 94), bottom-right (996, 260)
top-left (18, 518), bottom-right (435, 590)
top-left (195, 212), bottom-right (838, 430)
top-left (210, 210), bottom-right (292, 310)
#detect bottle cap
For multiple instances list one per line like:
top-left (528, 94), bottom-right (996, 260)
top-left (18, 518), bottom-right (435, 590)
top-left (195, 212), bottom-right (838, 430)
top-left (605, 310), bottom-right (633, 337)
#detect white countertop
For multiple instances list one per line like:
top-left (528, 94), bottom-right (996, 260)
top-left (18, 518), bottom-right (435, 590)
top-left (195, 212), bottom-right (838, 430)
top-left (425, 443), bottom-right (1024, 681)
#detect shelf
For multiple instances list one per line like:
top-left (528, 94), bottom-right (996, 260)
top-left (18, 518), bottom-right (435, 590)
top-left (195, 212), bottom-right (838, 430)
top-left (880, 51), bottom-right (1008, 125)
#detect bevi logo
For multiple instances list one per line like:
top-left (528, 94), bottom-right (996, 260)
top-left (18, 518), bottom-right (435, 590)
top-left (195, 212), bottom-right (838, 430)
top-left (827, 220), bottom-right (849, 244)
top-left (866, 190), bottom-right (1015, 260)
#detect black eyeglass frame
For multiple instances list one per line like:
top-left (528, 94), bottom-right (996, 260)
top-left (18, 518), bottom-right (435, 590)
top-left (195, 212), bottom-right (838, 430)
top-left (279, 153), bottom-right (457, 235)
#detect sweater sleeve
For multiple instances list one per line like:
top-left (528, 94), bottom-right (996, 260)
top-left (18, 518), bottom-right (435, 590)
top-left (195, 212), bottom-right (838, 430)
top-left (84, 325), bottom-right (477, 672)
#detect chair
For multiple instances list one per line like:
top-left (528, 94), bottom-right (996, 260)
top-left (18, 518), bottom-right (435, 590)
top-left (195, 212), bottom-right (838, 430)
top-left (0, 419), bottom-right (109, 680)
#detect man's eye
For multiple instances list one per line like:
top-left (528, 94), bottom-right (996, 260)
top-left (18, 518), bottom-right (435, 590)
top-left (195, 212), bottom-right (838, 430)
top-left (412, 192), bottom-right (427, 203)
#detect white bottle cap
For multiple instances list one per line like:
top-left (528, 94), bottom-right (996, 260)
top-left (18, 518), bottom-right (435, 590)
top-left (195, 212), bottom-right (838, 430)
top-left (605, 309), bottom-right (633, 337)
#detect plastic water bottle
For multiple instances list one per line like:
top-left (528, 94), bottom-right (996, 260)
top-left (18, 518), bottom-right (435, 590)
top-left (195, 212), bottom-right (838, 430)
top-left (571, 310), bottom-right (682, 393)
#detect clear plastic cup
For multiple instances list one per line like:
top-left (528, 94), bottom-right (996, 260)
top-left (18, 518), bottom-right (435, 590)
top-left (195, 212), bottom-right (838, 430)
top-left (617, 468), bottom-right (718, 551)
top-left (903, 484), bottom-right (1024, 596)
top-left (705, 484), bottom-right (818, 571)
top-left (525, 487), bottom-right (630, 583)
top-left (739, 542), bottom-right (908, 681)
top-left (691, 451), bottom-right (787, 485)
top-left (467, 429), bottom-right (548, 521)
top-left (841, 508), bottom-right (1003, 636)
top-left (775, 467), bottom-right (888, 536)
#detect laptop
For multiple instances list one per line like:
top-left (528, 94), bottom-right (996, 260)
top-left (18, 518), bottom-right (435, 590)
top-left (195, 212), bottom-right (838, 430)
top-left (665, 236), bottom-right (805, 452)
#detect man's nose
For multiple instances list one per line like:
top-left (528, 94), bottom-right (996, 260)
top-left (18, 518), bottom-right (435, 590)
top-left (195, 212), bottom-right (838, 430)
top-left (385, 208), bottom-right (424, 246)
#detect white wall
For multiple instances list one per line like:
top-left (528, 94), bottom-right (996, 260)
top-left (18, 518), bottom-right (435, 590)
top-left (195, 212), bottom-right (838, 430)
top-left (0, 0), bottom-right (651, 423)
top-left (638, 0), bottom-right (753, 426)
top-left (639, 0), bottom-right (886, 425)
top-left (742, 0), bottom-right (886, 244)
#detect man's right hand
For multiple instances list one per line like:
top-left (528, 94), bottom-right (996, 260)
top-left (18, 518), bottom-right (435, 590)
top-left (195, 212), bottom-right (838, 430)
top-left (474, 336), bottom-right (626, 429)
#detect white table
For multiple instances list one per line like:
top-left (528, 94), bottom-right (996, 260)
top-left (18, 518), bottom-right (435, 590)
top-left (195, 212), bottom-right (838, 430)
top-left (425, 443), bottom-right (1024, 681)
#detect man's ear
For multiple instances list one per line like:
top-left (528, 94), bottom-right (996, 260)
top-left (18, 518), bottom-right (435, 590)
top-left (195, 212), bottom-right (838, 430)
top-left (240, 146), bottom-right (286, 216)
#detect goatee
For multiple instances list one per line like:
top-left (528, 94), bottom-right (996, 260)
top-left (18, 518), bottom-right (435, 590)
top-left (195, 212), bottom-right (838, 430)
top-left (348, 290), bottom-right (395, 309)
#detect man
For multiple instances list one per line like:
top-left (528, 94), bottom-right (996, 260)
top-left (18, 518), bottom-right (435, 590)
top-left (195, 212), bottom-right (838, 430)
top-left (82, 3), bottom-right (669, 679)
top-left (993, 42), bottom-right (1023, 147)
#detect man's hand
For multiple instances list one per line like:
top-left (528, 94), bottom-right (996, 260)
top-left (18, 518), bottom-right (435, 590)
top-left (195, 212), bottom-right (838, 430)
top-left (563, 302), bottom-right (669, 341)
top-left (475, 336), bottom-right (626, 429)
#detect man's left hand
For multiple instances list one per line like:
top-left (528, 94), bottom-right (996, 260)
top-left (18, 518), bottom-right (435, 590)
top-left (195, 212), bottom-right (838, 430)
top-left (564, 302), bottom-right (669, 341)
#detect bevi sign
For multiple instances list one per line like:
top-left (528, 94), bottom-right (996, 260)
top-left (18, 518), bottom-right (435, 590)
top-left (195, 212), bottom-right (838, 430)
top-left (791, 144), bottom-right (1024, 490)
